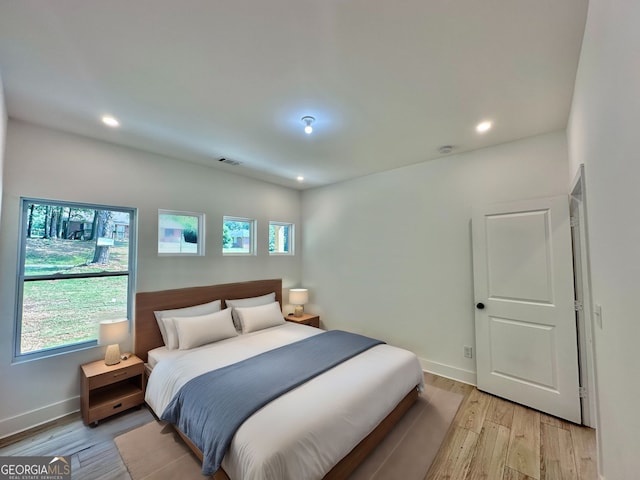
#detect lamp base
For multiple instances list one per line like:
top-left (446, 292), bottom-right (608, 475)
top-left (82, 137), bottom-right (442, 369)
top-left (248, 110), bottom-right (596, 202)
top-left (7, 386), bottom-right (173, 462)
top-left (294, 305), bottom-right (304, 317)
top-left (104, 344), bottom-right (121, 366)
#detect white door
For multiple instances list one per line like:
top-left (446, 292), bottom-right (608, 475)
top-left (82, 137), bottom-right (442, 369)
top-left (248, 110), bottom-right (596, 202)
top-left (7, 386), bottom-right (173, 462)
top-left (472, 196), bottom-right (581, 423)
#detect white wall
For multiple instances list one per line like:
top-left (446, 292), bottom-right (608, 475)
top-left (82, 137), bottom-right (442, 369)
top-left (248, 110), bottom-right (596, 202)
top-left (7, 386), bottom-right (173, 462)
top-left (567, 1), bottom-right (640, 478)
top-left (0, 72), bottom-right (6, 225)
top-left (0, 119), bottom-right (302, 437)
top-left (302, 131), bottom-right (569, 383)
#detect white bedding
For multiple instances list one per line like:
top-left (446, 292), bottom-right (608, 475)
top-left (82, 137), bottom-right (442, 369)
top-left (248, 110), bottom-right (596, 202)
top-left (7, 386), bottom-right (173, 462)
top-left (145, 323), bottom-right (424, 480)
top-left (147, 344), bottom-right (180, 369)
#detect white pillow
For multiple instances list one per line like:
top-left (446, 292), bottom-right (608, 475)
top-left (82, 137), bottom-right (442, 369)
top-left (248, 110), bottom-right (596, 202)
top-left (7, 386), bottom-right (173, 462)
top-left (226, 292), bottom-right (276, 330)
top-left (234, 301), bottom-right (285, 334)
top-left (172, 308), bottom-right (238, 350)
top-left (154, 299), bottom-right (222, 349)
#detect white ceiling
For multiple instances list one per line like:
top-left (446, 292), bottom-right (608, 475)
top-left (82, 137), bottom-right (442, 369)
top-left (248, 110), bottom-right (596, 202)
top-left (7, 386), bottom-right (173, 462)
top-left (0, 0), bottom-right (588, 189)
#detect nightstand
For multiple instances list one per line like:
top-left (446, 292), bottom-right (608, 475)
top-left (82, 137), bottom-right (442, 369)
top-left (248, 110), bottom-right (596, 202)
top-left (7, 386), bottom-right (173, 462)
top-left (80, 354), bottom-right (145, 426)
top-left (285, 313), bottom-right (320, 328)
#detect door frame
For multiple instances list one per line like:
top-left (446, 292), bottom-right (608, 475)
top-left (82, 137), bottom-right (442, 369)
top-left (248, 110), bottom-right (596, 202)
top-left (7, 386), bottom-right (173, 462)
top-left (570, 165), bottom-right (598, 428)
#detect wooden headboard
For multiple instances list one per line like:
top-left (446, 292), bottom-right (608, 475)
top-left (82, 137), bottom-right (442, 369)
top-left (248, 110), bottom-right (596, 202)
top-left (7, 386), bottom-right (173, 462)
top-left (134, 278), bottom-right (283, 362)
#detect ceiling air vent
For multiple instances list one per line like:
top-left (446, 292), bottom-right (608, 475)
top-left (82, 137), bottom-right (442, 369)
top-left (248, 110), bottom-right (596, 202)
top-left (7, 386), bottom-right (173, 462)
top-left (219, 158), bottom-right (242, 166)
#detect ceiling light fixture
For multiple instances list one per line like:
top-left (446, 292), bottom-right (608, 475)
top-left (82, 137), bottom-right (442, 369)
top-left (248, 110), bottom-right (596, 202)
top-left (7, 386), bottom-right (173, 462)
top-left (297, 176), bottom-right (304, 182)
top-left (476, 121), bottom-right (492, 133)
top-left (101, 115), bottom-right (120, 128)
top-left (301, 116), bottom-right (315, 134)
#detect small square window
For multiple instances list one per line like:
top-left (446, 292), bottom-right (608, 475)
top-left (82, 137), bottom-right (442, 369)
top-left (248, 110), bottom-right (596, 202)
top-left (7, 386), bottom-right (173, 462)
top-left (269, 222), bottom-right (294, 255)
top-left (158, 210), bottom-right (205, 256)
top-left (223, 216), bottom-right (256, 255)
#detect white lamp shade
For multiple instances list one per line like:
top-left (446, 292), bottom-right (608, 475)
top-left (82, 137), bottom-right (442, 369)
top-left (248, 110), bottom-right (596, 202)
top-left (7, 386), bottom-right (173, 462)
top-left (98, 318), bottom-right (129, 345)
top-left (289, 288), bottom-right (309, 306)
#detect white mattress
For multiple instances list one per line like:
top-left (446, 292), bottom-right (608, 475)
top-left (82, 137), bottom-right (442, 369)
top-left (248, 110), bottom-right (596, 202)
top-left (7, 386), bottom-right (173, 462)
top-left (145, 323), bottom-right (424, 480)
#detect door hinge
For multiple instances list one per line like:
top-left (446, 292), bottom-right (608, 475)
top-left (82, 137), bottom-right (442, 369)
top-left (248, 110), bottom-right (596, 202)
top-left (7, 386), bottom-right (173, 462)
top-left (570, 216), bottom-right (579, 228)
top-left (579, 386), bottom-right (588, 398)
top-left (574, 300), bottom-right (583, 312)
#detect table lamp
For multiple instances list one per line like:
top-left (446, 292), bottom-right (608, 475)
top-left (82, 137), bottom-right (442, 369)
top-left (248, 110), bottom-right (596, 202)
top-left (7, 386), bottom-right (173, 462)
top-left (98, 319), bottom-right (129, 365)
top-left (289, 288), bottom-right (309, 317)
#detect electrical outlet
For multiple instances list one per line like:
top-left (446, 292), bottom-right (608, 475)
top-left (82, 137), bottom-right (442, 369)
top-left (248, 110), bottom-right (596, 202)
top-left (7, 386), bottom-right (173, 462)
top-left (464, 345), bottom-right (473, 358)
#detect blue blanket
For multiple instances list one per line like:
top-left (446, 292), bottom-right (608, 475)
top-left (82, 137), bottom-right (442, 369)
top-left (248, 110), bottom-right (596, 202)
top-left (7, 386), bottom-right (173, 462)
top-left (161, 329), bottom-right (384, 475)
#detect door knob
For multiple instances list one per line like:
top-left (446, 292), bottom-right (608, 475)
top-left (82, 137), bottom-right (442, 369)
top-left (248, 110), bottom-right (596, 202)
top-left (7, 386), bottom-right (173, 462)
top-left (476, 302), bottom-right (485, 310)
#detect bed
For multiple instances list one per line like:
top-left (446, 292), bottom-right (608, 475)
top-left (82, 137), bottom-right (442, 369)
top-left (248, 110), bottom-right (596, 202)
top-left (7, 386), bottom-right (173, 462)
top-left (136, 279), bottom-right (424, 479)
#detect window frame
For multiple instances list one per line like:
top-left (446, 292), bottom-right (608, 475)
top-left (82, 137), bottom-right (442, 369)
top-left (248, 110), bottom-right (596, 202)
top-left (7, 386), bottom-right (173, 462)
top-left (268, 221), bottom-right (295, 256)
top-left (157, 209), bottom-right (205, 257)
top-left (14, 198), bottom-right (137, 362)
top-left (222, 216), bottom-right (256, 256)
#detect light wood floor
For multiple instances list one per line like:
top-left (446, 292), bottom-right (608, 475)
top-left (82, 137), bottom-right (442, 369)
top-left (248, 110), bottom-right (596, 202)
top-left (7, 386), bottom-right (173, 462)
top-left (0, 374), bottom-right (597, 480)
top-left (424, 373), bottom-right (598, 480)
top-left (0, 406), bottom-right (152, 479)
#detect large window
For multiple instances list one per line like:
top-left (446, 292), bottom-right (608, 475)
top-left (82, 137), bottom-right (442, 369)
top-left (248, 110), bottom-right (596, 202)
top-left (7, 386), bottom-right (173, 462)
top-left (158, 210), bottom-right (204, 256)
top-left (16, 199), bottom-right (136, 359)
top-left (269, 221), bottom-right (294, 255)
top-left (222, 216), bottom-right (256, 255)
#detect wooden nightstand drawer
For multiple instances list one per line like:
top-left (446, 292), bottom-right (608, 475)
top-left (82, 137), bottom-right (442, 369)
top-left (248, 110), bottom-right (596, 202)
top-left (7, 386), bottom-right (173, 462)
top-left (87, 388), bottom-right (144, 425)
top-left (89, 362), bottom-right (144, 389)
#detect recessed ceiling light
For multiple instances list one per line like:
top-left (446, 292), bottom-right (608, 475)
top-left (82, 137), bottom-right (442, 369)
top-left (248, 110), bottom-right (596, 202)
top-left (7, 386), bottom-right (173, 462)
top-left (476, 121), bottom-right (492, 133)
top-left (296, 176), bottom-right (304, 182)
top-left (101, 115), bottom-right (120, 128)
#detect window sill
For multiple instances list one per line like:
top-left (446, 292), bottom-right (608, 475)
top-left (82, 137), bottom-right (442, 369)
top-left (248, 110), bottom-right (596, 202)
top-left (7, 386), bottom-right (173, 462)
top-left (12, 341), bottom-right (98, 365)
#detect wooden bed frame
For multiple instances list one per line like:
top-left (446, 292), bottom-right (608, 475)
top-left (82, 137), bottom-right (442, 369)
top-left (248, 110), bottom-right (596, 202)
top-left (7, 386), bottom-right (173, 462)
top-left (135, 278), bottom-right (419, 479)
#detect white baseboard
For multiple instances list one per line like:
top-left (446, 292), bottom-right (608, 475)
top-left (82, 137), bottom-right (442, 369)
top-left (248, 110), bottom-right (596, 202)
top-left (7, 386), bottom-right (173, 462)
top-left (0, 396), bottom-right (79, 440)
top-left (419, 357), bottom-right (477, 386)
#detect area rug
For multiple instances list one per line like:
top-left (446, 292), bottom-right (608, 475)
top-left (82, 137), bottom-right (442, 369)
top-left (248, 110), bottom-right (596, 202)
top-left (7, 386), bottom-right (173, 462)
top-left (115, 375), bottom-right (463, 480)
